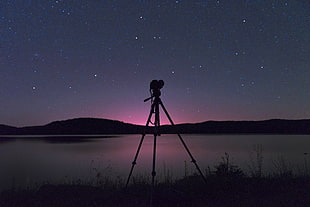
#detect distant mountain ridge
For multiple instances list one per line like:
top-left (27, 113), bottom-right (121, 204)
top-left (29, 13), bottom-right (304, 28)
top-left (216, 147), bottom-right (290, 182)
top-left (1, 118), bottom-right (310, 135)
top-left (159, 119), bottom-right (310, 134)
top-left (0, 124), bottom-right (18, 134)
top-left (11, 118), bottom-right (144, 135)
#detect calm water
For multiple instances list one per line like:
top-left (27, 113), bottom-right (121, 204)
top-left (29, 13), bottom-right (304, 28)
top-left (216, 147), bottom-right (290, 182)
top-left (0, 134), bottom-right (309, 191)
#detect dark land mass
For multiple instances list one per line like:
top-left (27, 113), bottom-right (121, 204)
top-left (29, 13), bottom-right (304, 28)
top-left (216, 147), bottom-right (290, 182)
top-left (0, 124), bottom-right (18, 134)
top-left (1, 118), bottom-right (310, 135)
top-left (1, 175), bottom-right (310, 207)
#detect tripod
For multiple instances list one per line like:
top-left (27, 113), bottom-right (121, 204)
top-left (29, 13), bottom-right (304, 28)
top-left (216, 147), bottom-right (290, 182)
top-left (125, 80), bottom-right (207, 191)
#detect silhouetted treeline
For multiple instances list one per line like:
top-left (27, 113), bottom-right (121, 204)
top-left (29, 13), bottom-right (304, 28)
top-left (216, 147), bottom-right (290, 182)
top-left (1, 118), bottom-right (310, 135)
top-left (159, 119), bottom-right (310, 134)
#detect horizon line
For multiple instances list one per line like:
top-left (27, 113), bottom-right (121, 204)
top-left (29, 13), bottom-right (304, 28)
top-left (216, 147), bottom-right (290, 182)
top-left (2, 116), bottom-right (310, 128)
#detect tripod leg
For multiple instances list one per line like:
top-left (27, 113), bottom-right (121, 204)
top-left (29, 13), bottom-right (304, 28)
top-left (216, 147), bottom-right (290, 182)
top-left (150, 101), bottom-right (160, 207)
top-left (152, 100), bottom-right (160, 185)
top-left (159, 101), bottom-right (207, 184)
top-left (151, 134), bottom-right (157, 185)
top-left (125, 104), bottom-right (155, 188)
top-left (150, 136), bottom-right (157, 207)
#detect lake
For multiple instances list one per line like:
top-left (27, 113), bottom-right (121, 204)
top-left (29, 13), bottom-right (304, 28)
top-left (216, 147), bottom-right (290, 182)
top-left (0, 134), bottom-right (309, 191)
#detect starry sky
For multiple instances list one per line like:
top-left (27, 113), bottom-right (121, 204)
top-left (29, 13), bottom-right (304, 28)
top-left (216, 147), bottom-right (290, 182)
top-left (1, 0), bottom-right (309, 127)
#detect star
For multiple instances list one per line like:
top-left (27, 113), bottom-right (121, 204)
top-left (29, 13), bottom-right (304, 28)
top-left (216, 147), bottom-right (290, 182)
top-left (0, 0), bottom-right (308, 127)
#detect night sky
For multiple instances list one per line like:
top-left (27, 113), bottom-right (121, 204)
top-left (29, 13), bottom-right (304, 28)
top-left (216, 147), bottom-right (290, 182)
top-left (1, 0), bottom-right (309, 127)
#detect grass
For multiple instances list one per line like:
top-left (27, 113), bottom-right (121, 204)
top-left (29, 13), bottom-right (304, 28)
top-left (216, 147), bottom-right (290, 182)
top-left (1, 175), bottom-right (310, 207)
top-left (1, 152), bottom-right (310, 207)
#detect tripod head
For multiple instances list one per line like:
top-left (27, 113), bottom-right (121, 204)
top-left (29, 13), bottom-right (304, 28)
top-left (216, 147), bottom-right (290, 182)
top-left (144, 80), bottom-right (164, 102)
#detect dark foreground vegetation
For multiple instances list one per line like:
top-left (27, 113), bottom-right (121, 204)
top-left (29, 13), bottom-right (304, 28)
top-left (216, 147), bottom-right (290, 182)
top-left (2, 152), bottom-right (310, 207)
top-left (1, 175), bottom-right (310, 207)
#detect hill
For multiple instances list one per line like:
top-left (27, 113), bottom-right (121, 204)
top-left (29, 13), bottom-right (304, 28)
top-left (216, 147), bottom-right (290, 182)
top-left (0, 124), bottom-right (18, 134)
top-left (1, 118), bottom-right (310, 135)
top-left (18, 118), bottom-right (144, 135)
top-left (160, 119), bottom-right (310, 134)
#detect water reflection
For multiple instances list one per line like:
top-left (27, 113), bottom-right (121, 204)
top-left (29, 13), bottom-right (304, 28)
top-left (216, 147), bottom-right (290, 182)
top-left (0, 134), bottom-right (309, 192)
top-left (0, 135), bottom-right (119, 144)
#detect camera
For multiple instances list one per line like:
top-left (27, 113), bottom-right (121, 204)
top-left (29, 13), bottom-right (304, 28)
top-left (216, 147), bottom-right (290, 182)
top-left (150, 80), bottom-right (164, 98)
top-left (150, 80), bottom-right (164, 90)
top-left (144, 80), bottom-right (165, 102)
